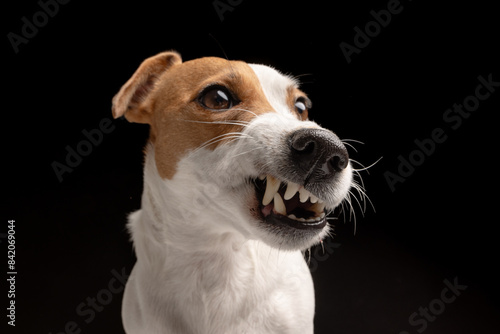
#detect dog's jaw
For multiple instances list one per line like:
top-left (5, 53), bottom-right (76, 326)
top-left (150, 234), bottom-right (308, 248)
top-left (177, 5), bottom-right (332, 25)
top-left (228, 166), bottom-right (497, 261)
top-left (226, 116), bottom-right (346, 250)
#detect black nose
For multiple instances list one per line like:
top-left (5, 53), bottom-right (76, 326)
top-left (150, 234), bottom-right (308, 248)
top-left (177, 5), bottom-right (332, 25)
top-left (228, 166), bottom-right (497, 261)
top-left (289, 128), bottom-right (349, 183)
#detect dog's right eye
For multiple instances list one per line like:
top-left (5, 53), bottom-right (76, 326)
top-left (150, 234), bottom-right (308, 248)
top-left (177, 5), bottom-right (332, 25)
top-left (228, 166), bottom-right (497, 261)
top-left (198, 85), bottom-right (237, 111)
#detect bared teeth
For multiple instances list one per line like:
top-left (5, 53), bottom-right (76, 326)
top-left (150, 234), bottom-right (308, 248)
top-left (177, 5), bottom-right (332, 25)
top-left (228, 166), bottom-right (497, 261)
top-left (310, 194), bottom-right (319, 203)
top-left (284, 182), bottom-right (300, 200)
top-left (298, 187), bottom-right (310, 203)
top-left (262, 175), bottom-right (281, 206)
top-left (260, 175), bottom-right (326, 218)
top-left (273, 193), bottom-right (287, 215)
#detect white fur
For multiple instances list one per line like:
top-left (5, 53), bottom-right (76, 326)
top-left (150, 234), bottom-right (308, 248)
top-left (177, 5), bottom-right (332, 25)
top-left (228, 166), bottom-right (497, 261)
top-left (123, 146), bottom-right (315, 333)
top-left (121, 64), bottom-right (352, 333)
top-left (248, 64), bottom-right (298, 116)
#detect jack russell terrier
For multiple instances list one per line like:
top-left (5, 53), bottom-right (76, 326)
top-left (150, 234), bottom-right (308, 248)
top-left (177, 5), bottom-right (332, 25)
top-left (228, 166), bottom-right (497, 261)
top-left (112, 51), bottom-right (353, 333)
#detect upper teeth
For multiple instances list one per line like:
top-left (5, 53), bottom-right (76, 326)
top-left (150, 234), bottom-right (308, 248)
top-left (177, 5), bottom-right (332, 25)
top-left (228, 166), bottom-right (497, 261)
top-left (298, 187), bottom-right (310, 203)
top-left (284, 182), bottom-right (300, 200)
top-left (260, 175), bottom-right (325, 216)
top-left (262, 176), bottom-right (281, 206)
top-left (273, 192), bottom-right (287, 215)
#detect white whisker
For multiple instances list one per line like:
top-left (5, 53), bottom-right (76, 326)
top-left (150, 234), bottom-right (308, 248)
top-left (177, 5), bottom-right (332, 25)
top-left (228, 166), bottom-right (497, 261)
top-left (341, 191), bottom-right (357, 235)
top-left (343, 141), bottom-right (358, 152)
top-left (181, 119), bottom-right (251, 128)
top-left (331, 137), bottom-right (379, 235)
top-left (342, 138), bottom-right (365, 145)
top-left (231, 108), bottom-right (258, 117)
top-left (193, 132), bottom-right (252, 153)
top-left (351, 156), bottom-right (383, 173)
top-left (229, 146), bottom-right (262, 159)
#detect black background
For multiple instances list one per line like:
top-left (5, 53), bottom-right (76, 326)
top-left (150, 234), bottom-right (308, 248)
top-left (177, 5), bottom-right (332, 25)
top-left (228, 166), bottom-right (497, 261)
top-left (3, 0), bottom-right (499, 333)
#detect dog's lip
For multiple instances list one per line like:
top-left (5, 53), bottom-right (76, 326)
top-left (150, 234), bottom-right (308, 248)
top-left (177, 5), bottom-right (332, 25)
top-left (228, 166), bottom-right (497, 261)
top-left (264, 212), bottom-right (327, 230)
top-left (252, 175), bottom-right (328, 230)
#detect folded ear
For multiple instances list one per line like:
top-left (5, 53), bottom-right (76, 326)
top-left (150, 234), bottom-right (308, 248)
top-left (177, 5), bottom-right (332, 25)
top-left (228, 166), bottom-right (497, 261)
top-left (112, 51), bottom-right (182, 123)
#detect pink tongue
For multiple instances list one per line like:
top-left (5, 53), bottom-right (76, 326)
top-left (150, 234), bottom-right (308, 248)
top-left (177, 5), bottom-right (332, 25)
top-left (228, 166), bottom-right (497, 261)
top-left (261, 204), bottom-right (274, 217)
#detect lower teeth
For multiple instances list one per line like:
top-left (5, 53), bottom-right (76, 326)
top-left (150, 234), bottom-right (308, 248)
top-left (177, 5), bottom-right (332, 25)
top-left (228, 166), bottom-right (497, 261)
top-left (287, 212), bottom-right (325, 223)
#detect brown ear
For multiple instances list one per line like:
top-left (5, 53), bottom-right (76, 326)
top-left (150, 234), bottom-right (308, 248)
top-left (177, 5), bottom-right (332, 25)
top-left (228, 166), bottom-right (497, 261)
top-left (111, 51), bottom-right (182, 123)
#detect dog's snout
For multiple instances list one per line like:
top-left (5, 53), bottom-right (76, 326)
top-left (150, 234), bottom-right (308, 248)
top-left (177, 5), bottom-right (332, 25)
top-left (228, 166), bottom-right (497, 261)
top-left (289, 128), bottom-right (349, 183)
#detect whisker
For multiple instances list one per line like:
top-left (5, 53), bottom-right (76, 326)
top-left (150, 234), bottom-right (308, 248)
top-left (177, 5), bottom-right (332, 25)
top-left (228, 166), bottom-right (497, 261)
top-left (209, 33), bottom-right (230, 60)
top-left (293, 73), bottom-right (314, 78)
top-left (229, 146), bottom-right (262, 159)
top-left (349, 158), bottom-right (365, 169)
top-left (181, 119), bottom-right (251, 128)
top-left (342, 138), bottom-right (365, 145)
top-left (348, 189), bottom-right (365, 217)
top-left (350, 181), bottom-right (367, 213)
top-left (345, 193), bottom-right (357, 235)
top-left (351, 156), bottom-right (383, 173)
top-left (231, 108), bottom-right (258, 117)
top-left (343, 141), bottom-right (358, 152)
top-left (345, 154), bottom-right (379, 223)
top-left (354, 180), bottom-right (375, 213)
top-left (193, 132), bottom-right (252, 152)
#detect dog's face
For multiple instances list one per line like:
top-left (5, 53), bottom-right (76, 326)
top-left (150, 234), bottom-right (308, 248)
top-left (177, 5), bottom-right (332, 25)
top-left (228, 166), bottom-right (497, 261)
top-left (113, 51), bottom-right (352, 250)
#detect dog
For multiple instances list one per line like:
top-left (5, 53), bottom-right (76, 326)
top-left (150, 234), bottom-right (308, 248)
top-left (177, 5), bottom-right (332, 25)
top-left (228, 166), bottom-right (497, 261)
top-left (112, 51), bottom-right (353, 333)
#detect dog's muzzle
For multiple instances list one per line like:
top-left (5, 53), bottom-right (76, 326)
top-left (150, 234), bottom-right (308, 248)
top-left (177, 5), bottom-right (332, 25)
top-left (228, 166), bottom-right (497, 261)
top-left (252, 128), bottom-right (349, 232)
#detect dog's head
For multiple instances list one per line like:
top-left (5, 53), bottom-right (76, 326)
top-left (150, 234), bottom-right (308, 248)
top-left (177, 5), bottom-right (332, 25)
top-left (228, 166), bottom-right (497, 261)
top-left (113, 51), bottom-right (352, 250)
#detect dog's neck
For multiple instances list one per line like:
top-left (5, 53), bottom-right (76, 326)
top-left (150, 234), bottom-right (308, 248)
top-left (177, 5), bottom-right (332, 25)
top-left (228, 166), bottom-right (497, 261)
top-left (129, 146), bottom-right (312, 325)
top-left (132, 144), bottom-right (262, 272)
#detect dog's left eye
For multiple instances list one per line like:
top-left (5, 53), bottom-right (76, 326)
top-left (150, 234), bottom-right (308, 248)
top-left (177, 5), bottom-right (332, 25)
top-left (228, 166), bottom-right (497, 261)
top-left (294, 97), bottom-right (311, 115)
top-left (295, 101), bottom-right (307, 114)
top-left (198, 86), bottom-right (237, 111)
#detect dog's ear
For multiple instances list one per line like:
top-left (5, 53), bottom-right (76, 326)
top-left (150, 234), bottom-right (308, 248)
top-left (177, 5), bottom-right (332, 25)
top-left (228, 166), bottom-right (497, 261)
top-left (112, 51), bottom-right (182, 123)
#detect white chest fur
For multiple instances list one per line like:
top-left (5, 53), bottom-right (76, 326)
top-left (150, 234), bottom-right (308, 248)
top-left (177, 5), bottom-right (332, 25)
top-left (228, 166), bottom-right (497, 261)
top-left (122, 150), bottom-right (315, 333)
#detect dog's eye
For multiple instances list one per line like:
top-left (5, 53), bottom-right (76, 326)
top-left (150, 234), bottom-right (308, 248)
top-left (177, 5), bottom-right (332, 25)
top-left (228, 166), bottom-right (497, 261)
top-left (198, 85), bottom-right (236, 111)
top-left (295, 101), bottom-right (307, 114)
top-left (294, 97), bottom-right (311, 115)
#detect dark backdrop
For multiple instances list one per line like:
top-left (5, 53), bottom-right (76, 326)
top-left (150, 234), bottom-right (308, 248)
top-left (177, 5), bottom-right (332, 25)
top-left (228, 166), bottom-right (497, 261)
top-left (3, 1), bottom-right (499, 333)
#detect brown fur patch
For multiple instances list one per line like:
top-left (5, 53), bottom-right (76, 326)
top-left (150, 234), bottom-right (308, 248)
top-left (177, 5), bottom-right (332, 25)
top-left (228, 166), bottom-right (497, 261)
top-left (145, 57), bottom-right (276, 179)
top-left (112, 51), bottom-right (182, 123)
top-left (113, 53), bottom-right (311, 180)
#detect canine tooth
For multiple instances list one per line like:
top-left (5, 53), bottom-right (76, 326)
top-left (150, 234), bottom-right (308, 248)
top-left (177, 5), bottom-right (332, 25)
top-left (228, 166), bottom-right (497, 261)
top-left (273, 193), bottom-right (287, 215)
top-left (310, 194), bottom-right (318, 203)
top-left (288, 214), bottom-right (297, 220)
top-left (284, 182), bottom-right (300, 200)
top-left (262, 176), bottom-right (280, 206)
top-left (299, 187), bottom-right (311, 203)
top-left (319, 212), bottom-right (326, 218)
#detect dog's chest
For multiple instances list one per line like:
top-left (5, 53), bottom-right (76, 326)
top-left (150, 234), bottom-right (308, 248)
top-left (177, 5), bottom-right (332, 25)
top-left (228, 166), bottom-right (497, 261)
top-left (198, 245), bottom-right (315, 333)
top-left (124, 226), bottom-right (315, 333)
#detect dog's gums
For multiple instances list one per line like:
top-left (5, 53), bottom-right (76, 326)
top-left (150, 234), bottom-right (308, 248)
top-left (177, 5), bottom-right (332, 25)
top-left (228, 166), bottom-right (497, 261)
top-left (254, 175), bottom-right (327, 229)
